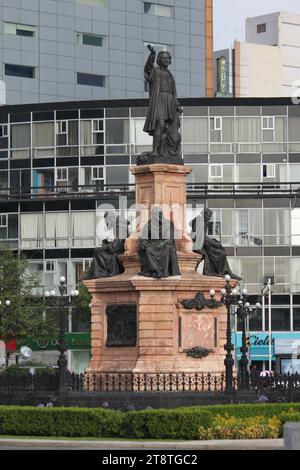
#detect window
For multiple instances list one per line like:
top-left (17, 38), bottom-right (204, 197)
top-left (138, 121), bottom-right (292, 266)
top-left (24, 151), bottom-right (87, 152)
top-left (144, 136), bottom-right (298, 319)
top-left (80, 120), bottom-right (104, 154)
top-left (56, 168), bottom-right (68, 181)
top-left (262, 117), bottom-right (274, 130)
top-left (93, 120), bottom-right (103, 132)
top-left (32, 122), bottom-right (55, 157)
top-left (264, 209), bottom-right (290, 245)
top-left (72, 211), bottom-right (95, 248)
top-left (56, 120), bottom-right (78, 149)
top-left (209, 164), bottom-right (223, 178)
top-left (56, 121), bottom-right (67, 135)
top-left (0, 214), bottom-right (18, 243)
top-left (77, 33), bottom-right (105, 47)
top-left (5, 64), bottom-right (35, 78)
top-left (106, 166), bottom-right (129, 185)
top-left (236, 117), bottom-right (261, 152)
top-left (4, 22), bottom-right (37, 38)
top-left (210, 117), bottom-right (223, 145)
top-left (20, 213), bottom-right (43, 249)
top-left (263, 164), bottom-right (275, 178)
top-left (144, 2), bottom-right (173, 17)
top-left (10, 124), bottom-right (31, 159)
top-left (45, 212), bottom-right (69, 248)
top-left (106, 119), bottom-right (129, 145)
top-left (182, 117), bottom-right (209, 153)
top-left (208, 210), bottom-right (221, 237)
top-left (92, 119), bottom-right (104, 145)
top-left (45, 261), bottom-right (56, 273)
top-left (77, 73), bottom-right (106, 87)
top-left (92, 167), bottom-right (103, 180)
top-left (0, 125), bottom-right (8, 138)
top-left (257, 23), bottom-right (266, 34)
top-left (0, 214), bottom-right (7, 227)
top-left (265, 308), bottom-right (291, 331)
top-left (211, 117), bottom-right (222, 131)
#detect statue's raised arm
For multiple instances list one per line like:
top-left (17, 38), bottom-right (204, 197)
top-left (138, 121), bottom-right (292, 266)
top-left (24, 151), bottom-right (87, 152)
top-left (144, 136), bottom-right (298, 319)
top-left (144, 44), bottom-right (156, 81)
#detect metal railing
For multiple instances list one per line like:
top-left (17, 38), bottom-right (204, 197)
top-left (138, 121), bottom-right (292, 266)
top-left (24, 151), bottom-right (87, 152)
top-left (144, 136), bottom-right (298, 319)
top-left (1, 182), bottom-right (300, 201)
top-left (0, 372), bottom-right (58, 392)
top-left (1, 371), bottom-right (300, 398)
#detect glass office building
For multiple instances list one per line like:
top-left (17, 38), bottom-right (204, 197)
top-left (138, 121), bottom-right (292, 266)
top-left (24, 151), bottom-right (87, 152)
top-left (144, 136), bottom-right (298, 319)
top-left (0, 0), bottom-right (213, 104)
top-left (1, 96), bottom-right (300, 371)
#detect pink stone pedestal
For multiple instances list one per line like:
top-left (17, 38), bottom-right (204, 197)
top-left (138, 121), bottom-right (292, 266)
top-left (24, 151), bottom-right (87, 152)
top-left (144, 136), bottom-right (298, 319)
top-left (84, 271), bottom-right (229, 375)
top-left (84, 163), bottom-right (231, 379)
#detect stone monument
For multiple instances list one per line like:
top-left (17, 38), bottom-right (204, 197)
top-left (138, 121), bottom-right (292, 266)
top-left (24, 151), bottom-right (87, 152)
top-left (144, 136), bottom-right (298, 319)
top-left (84, 46), bottom-right (237, 386)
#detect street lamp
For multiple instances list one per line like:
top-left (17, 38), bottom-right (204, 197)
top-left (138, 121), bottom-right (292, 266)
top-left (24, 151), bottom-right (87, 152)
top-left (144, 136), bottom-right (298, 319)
top-left (235, 288), bottom-right (261, 389)
top-left (220, 274), bottom-right (237, 394)
top-left (44, 277), bottom-right (79, 393)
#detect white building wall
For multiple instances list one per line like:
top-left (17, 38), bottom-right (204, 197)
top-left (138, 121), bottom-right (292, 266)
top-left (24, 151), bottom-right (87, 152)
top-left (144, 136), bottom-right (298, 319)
top-left (243, 12), bottom-right (300, 97)
top-left (235, 41), bottom-right (282, 97)
top-left (246, 12), bottom-right (280, 46)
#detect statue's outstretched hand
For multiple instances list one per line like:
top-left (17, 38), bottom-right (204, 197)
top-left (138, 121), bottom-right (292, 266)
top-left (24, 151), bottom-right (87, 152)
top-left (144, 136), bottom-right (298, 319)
top-left (147, 44), bottom-right (156, 54)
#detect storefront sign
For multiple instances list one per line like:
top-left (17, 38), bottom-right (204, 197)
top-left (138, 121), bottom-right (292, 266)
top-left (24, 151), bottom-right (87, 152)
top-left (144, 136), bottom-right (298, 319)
top-left (234, 332), bottom-right (300, 361)
top-left (275, 339), bottom-right (300, 355)
top-left (18, 333), bottom-right (91, 351)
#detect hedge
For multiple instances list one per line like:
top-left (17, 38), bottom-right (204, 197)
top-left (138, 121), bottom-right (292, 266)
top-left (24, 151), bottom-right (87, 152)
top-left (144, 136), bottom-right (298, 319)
top-left (277, 411), bottom-right (300, 437)
top-left (1, 403), bottom-right (300, 439)
top-left (175, 403), bottom-right (300, 419)
top-left (0, 406), bottom-right (123, 438)
top-left (121, 409), bottom-right (212, 439)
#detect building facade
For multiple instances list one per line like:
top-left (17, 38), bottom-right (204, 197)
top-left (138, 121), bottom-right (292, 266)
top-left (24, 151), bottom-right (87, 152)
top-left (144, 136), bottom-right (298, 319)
top-left (215, 11), bottom-right (300, 98)
top-left (0, 0), bottom-right (213, 105)
top-left (1, 96), bottom-right (300, 371)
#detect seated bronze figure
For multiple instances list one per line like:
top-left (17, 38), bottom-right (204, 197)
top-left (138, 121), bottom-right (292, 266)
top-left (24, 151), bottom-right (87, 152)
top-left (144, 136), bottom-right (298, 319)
top-left (85, 211), bottom-right (130, 279)
top-left (138, 208), bottom-right (181, 279)
top-left (190, 209), bottom-right (241, 280)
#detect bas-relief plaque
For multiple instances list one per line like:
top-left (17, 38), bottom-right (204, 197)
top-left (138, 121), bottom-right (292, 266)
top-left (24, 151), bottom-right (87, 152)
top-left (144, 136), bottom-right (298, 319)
top-left (106, 304), bottom-right (137, 347)
top-left (180, 314), bottom-right (215, 351)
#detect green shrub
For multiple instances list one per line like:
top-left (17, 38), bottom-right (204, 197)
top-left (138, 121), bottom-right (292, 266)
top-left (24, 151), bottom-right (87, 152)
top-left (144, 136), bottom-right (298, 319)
top-left (0, 406), bottom-right (124, 438)
top-left (2, 365), bottom-right (28, 376)
top-left (122, 408), bottom-right (212, 439)
top-left (176, 403), bottom-right (300, 419)
top-left (277, 411), bottom-right (300, 437)
top-left (198, 414), bottom-right (280, 440)
top-left (1, 403), bottom-right (300, 439)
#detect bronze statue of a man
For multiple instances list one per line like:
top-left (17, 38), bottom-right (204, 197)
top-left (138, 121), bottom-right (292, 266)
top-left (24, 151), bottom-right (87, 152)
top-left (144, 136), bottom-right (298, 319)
top-left (190, 209), bottom-right (241, 280)
top-left (143, 45), bottom-right (182, 159)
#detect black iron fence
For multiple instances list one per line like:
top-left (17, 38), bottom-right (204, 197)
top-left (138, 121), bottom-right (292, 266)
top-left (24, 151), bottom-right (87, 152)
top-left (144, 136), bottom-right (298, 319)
top-left (1, 371), bottom-right (300, 397)
top-left (0, 372), bottom-right (58, 393)
top-left (80, 372), bottom-right (232, 392)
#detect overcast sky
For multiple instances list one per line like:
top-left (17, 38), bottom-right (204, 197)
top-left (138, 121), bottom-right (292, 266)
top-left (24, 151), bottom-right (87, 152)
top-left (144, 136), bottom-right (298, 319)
top-left (214, 0), bottom-right (300, 50)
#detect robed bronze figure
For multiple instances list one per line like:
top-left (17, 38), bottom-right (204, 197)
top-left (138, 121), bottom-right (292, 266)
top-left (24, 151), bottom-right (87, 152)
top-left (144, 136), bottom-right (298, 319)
top-left (138, 208), bottom-right (181, 278)
top-left (85, 211), bottom-right (130, 279)
top-left (190, 209), bottom-right (241, 280)
top-left (138, 45), bottom-right (183, 165)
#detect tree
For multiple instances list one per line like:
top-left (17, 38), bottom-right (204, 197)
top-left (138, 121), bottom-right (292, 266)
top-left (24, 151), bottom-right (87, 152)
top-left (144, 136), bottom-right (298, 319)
top-left (0, 248), bottom-right (56, 343)
top-left (71, 283), bottom-right (92, 333)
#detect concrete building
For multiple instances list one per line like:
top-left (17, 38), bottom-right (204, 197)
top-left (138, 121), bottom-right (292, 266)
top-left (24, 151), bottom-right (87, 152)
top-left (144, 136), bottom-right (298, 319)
top-left (1, 97), bottom-right (300, 372)
top-left (215, 11), bottom-right (300, 98)
top-left (0, 0), bottom-right (214, 105)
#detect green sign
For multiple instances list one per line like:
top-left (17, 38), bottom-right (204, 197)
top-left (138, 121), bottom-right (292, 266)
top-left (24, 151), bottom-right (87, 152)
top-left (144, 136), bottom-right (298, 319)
top-left (18, 333), bottom-right (91, 351)
top-left (217, 56), bottom-right (227, 95)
